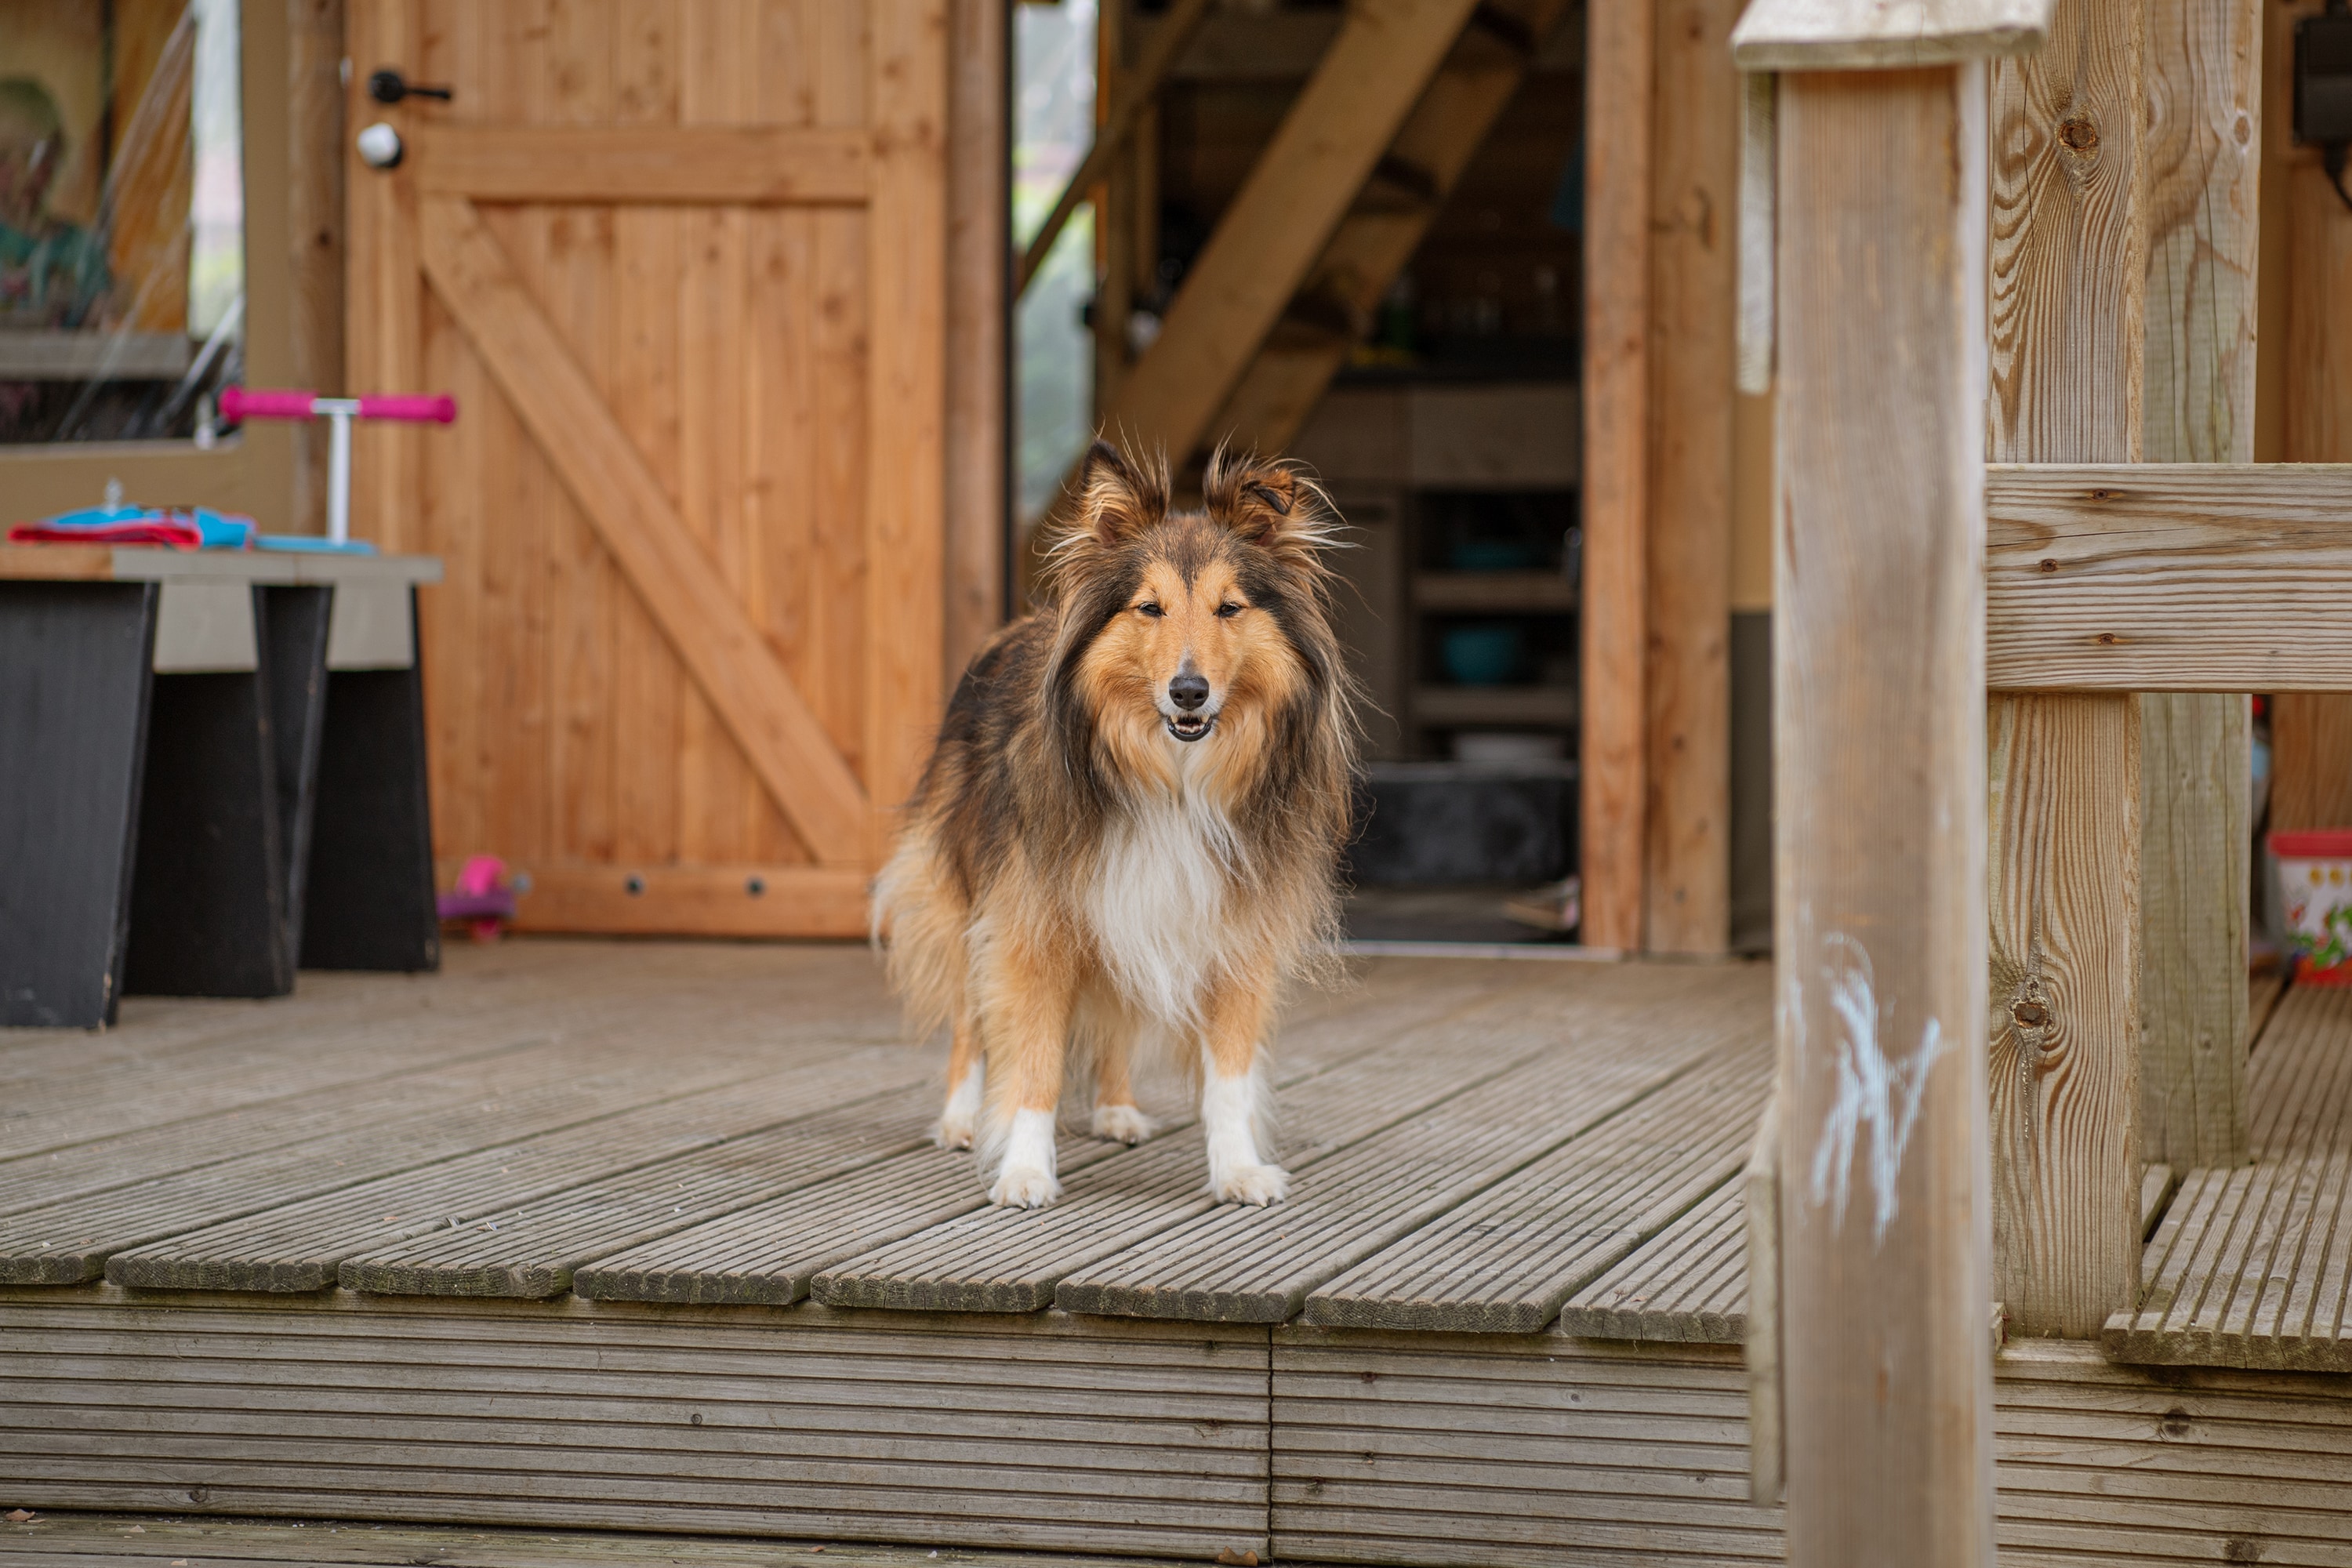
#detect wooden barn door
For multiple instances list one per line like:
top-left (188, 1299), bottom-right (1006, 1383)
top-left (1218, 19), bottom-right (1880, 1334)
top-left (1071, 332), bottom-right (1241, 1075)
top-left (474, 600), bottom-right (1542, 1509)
top-left (344, 2), bottom-right (946, 938)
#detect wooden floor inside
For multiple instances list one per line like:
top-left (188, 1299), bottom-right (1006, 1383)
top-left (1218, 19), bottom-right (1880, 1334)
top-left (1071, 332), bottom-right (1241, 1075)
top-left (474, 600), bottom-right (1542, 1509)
top-left (5, 942), bottom-right (2350, 1565)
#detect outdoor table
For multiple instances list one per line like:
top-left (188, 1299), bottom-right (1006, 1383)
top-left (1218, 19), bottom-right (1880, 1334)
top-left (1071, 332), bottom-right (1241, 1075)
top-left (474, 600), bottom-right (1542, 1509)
top-left (0, 544), bottom-right (443, 1027)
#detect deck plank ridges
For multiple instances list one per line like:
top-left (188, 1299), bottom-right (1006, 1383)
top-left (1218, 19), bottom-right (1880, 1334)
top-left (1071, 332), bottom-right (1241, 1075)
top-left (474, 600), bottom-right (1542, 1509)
top-left (1052, 987), bottom-right (1766, 1324)
top-left (2105, 985), bottom-right (2352, 1370)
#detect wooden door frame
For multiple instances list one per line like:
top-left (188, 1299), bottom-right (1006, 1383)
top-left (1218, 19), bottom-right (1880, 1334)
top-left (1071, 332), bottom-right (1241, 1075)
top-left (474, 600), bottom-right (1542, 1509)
top-left (1583, 1), bottom-right (1740, 956)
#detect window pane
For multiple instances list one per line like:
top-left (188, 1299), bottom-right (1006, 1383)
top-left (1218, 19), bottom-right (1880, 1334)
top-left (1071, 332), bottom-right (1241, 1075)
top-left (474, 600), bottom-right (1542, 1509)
top-left (0, 0), bottom-right (244, 445)
top-left (1014, 0), bottom-right (1096, 530)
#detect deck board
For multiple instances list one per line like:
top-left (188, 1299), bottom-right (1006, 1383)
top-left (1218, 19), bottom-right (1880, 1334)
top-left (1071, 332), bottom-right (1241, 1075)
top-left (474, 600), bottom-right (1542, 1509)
top-left (92, 1050), bottom-right (931, 1291)
top-left (1302, 1045), bottom-right (1769, 1332)
top-left (581, 963), bottom-right (1565, 1309)
top-left (2107, 984), bottom-right (2352, 1370)
top-left (1053, 975), bottom-right (1768, 1324)
top-left (0, 1514), bottom-right (1203, 1568)
top-left (811, 979), bottom-right (1621, 1313)
top-left (1554, 1175), bottom-right (1752, 1344)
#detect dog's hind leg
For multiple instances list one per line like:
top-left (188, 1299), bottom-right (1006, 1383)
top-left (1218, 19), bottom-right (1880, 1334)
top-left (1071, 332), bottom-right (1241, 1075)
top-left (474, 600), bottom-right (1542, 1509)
top-left (935, 1005), bottom-right (985, 1150)
top-left (1087, 1000), bottom-right (1160, 1145)
top-left (1196, 967), bottom-right (1288, 1205)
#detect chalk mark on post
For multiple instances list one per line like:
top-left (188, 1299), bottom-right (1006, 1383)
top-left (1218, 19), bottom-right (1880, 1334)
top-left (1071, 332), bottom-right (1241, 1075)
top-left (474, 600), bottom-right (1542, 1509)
top-left (1806, 934), bottom-right (1953, 1245)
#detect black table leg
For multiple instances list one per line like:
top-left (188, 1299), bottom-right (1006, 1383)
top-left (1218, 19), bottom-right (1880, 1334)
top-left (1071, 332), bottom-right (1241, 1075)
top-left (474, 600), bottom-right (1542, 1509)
top-left (125, 587), bottom-right (293, 1000)
top-left (262, 585), bottom-right (333, 972)
top-left (303, 587), bottom-right (440, 972)
top-left (0, 583), bottom-right (159, 1028)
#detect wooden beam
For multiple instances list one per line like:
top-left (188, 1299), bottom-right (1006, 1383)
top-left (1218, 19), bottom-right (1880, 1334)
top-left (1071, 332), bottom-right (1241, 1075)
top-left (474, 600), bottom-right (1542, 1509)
top-left (414, 194), bottom-right (871, 865)
top-left (1014, 0), bottom-right (1214, 296)
top-left (865, 0), bottom-right (951, 854)
top-left (1985, 464), bottom-right (2352, 689)
top-left (1581, 0), bottom-right (1654, 954)
top-left (1212, 1), bottom-right (1571, 458)
top-left (1732, 0), bottom-right (2053, 68)
top-left (2274, 693), bottom-right (2352, 828)
top-left (286, 0), bottom-right (346, 539)
top-left (506, 864), bottom-right (870, 938)
top-left (1643, 0), bottom-right (1740, 956)
top-left (2136, 0), bottom-right (2259, 1172)
top-left (1100, 0), bottom-right (1482, 467)
top-left (343, 0), bottom-right (422, 554)
top-left (2275, 0), bottom-right (2352, 848)
top-left (1773, 60), bottom-right (1994, 1563)
top-left (1984, 0), bottom-right (2146, 1342)
top-left (945, 0), bottom-right (1008, 684)
top-left (408, 127), bottom-right (870, 205)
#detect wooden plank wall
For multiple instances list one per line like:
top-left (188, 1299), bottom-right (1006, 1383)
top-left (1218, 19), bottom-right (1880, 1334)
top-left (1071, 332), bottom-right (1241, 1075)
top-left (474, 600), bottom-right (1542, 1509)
top-left (1984, 0), bottom-right (2146, 1339)
top-left (14, 1291), bottom-right (2351, 1566)
top-left (2269, 1), bottom-right (2352, 833)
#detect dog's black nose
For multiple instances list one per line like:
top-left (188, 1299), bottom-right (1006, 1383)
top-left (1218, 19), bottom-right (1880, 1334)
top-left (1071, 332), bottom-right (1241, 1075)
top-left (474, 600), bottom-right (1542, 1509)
top-left (1169, 673), bottom-right (1210, 712)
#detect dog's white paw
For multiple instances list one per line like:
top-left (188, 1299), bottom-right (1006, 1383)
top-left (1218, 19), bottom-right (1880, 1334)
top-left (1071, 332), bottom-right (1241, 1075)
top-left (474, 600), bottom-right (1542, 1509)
top-left (988, 1166), bottom-right (1062, 1208)
top-left (933, 1114), bottom-right (975, 1151)
top-left (1211, 1162), bottom-right (1290, 1206)
top-left (1091, 1103), bottom-right (1160, 1145)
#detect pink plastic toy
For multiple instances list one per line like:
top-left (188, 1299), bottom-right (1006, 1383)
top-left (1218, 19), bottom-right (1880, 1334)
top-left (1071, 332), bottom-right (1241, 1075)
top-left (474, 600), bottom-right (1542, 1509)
top-left (436, 855), bottom-right (518, 943)
top-left (219, 385), bottom-right (457, 545)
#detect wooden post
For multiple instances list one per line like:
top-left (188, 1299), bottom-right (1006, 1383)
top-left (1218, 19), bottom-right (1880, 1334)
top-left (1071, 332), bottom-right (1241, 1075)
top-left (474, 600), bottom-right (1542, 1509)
top-left (1983, 0), bottom-right (2146, 1339)
top-left (2270, 1), bottom-right (2352, 840)
top-left (1737, 0), bottom-right (2020, 1546)
top-left (2138, 0), bottom-right (2259, 1171)
top-left (1581, 0), bottom-right (1655, 953)
top-left (945, 0), bottom-right (1008, 681)
top-left (1643, 0), bottom-right (1740, 957)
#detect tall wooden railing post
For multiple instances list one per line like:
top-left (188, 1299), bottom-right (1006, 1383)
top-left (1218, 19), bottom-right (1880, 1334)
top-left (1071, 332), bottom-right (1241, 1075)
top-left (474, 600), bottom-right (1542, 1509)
top-left (1733, 2), bottom-right (2045, 1558)
top-left (1984, 0), bottom-right (2147, 1342)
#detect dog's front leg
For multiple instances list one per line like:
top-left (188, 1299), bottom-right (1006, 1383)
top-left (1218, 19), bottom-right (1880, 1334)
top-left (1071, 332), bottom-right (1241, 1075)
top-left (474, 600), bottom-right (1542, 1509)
top-left (1197, 975), bottom-right (1288, 1206)
top-left (975, 938), bottom-right (1072, 1207)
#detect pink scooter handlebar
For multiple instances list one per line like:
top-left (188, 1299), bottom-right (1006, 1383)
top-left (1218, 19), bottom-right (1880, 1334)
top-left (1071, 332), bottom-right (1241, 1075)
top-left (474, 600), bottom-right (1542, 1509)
top-left (220, 387), bottom-right (457, 424)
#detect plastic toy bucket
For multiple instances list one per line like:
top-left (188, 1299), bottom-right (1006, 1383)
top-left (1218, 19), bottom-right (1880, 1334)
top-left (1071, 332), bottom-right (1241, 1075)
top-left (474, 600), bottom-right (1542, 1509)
top-left (2272, 828), bottom-right (2352, 985)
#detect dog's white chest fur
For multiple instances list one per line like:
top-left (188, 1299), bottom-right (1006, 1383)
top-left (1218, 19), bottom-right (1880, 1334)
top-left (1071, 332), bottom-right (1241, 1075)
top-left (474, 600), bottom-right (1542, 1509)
top-left (1083, 785), bottom-right (1235, 1025)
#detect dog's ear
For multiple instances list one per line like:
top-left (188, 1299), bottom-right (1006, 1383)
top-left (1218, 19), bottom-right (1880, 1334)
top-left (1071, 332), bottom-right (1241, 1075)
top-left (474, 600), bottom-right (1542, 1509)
top-left (1075, 441), bottom-right (1163, 546)
top-left (1205, 446), bottom-right (1330, 554)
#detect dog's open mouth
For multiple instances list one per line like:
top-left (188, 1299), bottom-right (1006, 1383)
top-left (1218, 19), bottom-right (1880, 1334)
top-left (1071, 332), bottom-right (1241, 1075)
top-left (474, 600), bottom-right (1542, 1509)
top-left (1166, 713), bottom-right (1214, 742)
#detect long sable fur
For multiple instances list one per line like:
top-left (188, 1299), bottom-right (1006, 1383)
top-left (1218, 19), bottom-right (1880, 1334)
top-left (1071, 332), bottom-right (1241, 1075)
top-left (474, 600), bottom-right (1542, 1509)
top-left (876, 440), bottom-right (1359, 1049)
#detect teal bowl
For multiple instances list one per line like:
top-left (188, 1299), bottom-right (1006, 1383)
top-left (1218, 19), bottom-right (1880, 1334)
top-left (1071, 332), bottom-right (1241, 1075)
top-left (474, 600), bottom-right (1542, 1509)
top-left (1441, 624), bottom-right (1523, 687)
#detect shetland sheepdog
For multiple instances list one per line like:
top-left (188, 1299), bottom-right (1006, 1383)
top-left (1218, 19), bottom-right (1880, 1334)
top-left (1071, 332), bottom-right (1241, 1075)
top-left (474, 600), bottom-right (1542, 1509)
top-left (876, 441), bottom-right (1359, 1208)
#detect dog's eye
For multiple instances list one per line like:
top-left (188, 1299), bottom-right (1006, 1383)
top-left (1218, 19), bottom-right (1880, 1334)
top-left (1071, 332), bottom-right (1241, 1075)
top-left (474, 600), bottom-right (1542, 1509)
top-left (1215, 602), bottom-right (1244, 619)
top-left (1137, 602), bottom-right (1164, 618)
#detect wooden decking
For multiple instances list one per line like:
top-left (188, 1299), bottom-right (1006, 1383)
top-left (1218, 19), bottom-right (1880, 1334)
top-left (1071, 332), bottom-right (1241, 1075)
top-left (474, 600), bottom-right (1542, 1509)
top-left (5, 942), bottom-right (2352, 1564)
top-left (2106, 982), bottom-right (2352, 1371)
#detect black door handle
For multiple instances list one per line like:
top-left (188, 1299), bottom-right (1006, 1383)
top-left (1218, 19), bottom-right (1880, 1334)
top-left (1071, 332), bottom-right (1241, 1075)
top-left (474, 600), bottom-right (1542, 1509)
top-left (368, 70), bottom-right (453, 105)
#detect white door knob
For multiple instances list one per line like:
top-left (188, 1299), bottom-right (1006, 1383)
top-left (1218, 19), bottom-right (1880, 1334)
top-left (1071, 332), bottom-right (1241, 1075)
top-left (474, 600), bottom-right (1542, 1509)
top-left (356, 122), bottom-right (404, 169)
